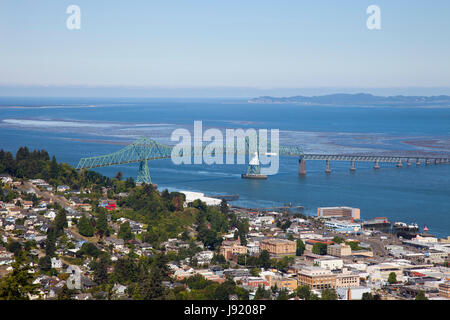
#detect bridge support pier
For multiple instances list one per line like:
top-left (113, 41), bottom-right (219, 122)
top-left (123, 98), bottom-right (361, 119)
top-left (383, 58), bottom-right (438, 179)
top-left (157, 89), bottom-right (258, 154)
top-left (426, 159), bottom-right (431, 165)
top-left (374, 160), bottom-right (380, 169)
top-left (407, 159), bottom-right (412, 166)
top-left (396, 160), bottom-right (403, 168)
top-left (136, 160), bottom-right (152, 184)
top-left (298, 157), bottom-right (306, 176)
top-left (435, 159), bottom-right (439, 165)
top-left (350, 160), bottom-right (356, 172)
top-left (416, 159), bottom-right (421, 166)
top-left (325, 159), bottom-right (331, 174)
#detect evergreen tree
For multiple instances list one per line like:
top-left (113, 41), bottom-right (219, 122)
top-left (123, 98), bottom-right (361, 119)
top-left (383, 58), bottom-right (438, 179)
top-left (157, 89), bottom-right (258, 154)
top-left (388, 272), bottom-right (397, 284)
top-left (54, 209), bottom-right (67, 237)
top-left (219, 199), bottom-right (228, 214)
top-left (312, 242), bottom-right (328, 255)
top-left (50, 156), bottom-right (59, 180)
top-left (0, 254), bottom-right (39, 300)
top-left (295, 285), bottom-right (312, 300)
top-left (38, 255), bottom-right (52, 271)
top-left (118, 221), bottom-right (133, 241)
top-left (96, 209), bottom-right (109, 238)
top-left (114, 171), bottom-right (123, 181)
top-left (277, 288), bottom-right (290, 300)
top-left (257, 250), bottom-right (271, 269)
top-left (415, 290), bottom-right (428, 300)
top-left (321, 288), bottom-right (338, 300)
top-left (296, 239), bottom-right (305, 256)
top-left (78, 214), bottom-right (94, 237)
top-left (45, 226), bottom-right (57, 257)
top-left (57, 284), bottom-right (75, 300)
top-left (213, 279), bottom-right (236, 300)
top-left (141, 269), bottom-right (166, 300)
top-left (254, 285), bottom-right (271, 300)
top-left (93, 255), bottom-right (110, 285)
top-left (125, 177), bottom-right (135, 189)
top-left (362, 292), bottom-right (374, 300)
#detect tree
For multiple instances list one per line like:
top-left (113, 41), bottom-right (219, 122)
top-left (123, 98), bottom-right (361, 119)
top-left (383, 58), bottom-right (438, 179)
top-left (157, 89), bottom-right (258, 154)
top-left (332, 236), bottom-right (344, 244)
top-left (277, 288), bottom-right (290, 300)
top-left (57, 284), bottom-right (75, 300)
top-left (140, 255), bottom-right (169, 300)
top-left (295, 285), bottom-right (311, 300)
top-left (78, 214), bottom-right (94, 237)
top-left (96, 209), bottom-right (108, 237)
top-left (321, 288), bottom-right (338, 300)
top-left (6, 241), bottom-right (22, 257)
top-left (93, 255), bottom-right (110, 285)
top-left (114, 171), bottom-right (123, 181)
top-left (250, 268), bottom-right (261, 277)
top-left (118, 221), bottom-right (133, 241)
top-left (38, 255), bottom-right (52, 271)
top-left (54, 209), bottom-right (67, 237)
top-left (219, 199), bottom-right (228, 214)
top-left (254, 285), bottom-right (271, 300)
top-left (50, 156), bottom-right (59, 180)
top-left (296, 239), bottom-right (305, 256)
top-left (125, 177), bottom-right (135, 189)
top-left (190, 199), bottom-right (207, 212)
top-left (361, 292), bottom-right (374, 300)
top-left (0, 256), bottom-right (39, 300)
top-left (257, 250), bottom-right (271, 269)
top-left (197, 225), bottom-right (221, 250)
top-left (45, 226), bottom-right (57, 257)
top-left (214, 279), bottom-right (236, 300)
top-left (387, 272), bottom-right (397, 284)
top-left (211, 253), bottom-right (226, 265)
top-left (415, 290), bottom-right (428, 300)
top-left (312, 242), bottom-right (328, 255)
top-left (78, 242), bottom-right (101, 258)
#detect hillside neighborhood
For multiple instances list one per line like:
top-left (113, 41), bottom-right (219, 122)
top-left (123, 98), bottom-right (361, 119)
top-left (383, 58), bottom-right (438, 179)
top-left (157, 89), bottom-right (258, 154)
top-left (1, 162), bottom-right (449, 300)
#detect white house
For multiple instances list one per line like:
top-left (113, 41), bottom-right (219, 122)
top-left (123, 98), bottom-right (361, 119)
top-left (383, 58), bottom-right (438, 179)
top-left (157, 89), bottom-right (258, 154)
top-left (44, 210), bottom-right (57, 220)
top-left (51, 257), bottom-right (63, 269)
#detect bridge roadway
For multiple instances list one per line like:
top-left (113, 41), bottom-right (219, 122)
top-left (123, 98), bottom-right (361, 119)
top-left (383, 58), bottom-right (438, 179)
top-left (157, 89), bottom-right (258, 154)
top-left (75, 137), bottom-right (450, 180)
top-left (302, 154), bottom-right (450, 162)
top-left (299, 154), bottom-right (450, 175)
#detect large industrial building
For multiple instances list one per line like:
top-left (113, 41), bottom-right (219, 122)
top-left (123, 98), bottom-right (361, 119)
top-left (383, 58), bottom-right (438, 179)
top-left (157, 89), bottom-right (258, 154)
top-left (317, 206), bottom-right (360, 220)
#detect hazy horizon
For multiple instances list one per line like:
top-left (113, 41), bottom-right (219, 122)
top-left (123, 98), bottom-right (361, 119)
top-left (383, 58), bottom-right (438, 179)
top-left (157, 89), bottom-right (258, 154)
top-left (1, 1), bottom-right (450, 92)
top-left (2, 85), bottom-right (450, 99)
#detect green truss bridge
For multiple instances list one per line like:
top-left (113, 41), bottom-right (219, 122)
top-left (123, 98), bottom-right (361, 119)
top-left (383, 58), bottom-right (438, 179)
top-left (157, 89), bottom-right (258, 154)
top-left (76, 137), bottom-right (449, 183)
top-left (76, 137), bottom-right (304, 183)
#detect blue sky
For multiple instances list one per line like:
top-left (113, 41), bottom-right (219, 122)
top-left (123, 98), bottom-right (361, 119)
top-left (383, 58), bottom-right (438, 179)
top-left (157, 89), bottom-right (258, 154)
top-left (1, 1), bottom-right (450, 96)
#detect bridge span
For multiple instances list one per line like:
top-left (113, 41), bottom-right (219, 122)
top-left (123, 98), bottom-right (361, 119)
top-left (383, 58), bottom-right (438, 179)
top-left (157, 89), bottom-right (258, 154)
top-left (298, 154), bottom-right (450, 175)
top-left (76, 137), bottom-right (449, 182)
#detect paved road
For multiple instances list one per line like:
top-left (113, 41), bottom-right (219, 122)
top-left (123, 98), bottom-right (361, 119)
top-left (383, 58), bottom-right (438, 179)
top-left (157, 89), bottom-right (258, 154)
top-left (22, 181), bottom-right (70, 209)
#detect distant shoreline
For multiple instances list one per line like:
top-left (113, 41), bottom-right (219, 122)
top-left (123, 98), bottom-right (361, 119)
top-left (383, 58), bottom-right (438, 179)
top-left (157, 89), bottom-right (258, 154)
top-left (248, 93), bottom-right (450, 108)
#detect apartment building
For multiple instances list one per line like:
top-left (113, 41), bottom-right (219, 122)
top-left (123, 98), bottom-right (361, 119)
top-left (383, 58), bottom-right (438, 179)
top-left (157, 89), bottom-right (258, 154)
top-left (327, 243), bottom-right (352, 257)
top-left (260, 239), bottom-right (296, 255)
top-left (335, 270), bottom-right (361, 288)
top-left (297, 266), bottom-right (337, 290)
top-left (317, 206), bottom-right (360, 220)
top-left (438, 281), bottom-right (450, 298)
top-left (220, 244), bottom-right (248, 260)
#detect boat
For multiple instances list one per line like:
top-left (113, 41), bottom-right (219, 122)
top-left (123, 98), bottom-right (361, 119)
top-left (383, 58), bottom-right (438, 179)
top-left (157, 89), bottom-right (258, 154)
top-left (241, 173), bottom-right (267, 179)
top-left (241, 152), bottom-right (267, 179)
